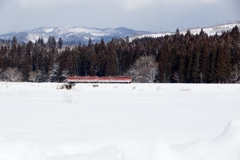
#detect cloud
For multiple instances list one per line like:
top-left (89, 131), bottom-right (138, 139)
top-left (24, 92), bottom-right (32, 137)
top-left (122, 0), bottom-right (154, 10)
top-left (120, 0), bottom-right (221, 11)
top-left (15, 0), bottom-right (77, 7)
top-left (0, 0), bottom-right (6, 5)
top-left (13, 0), bottom-right (223, 10)
top-left (0, 0), bottom-right (238, 34)
top-left (167, 0), bottom-right (219, 3)
top-left (0, 0), bottom-right (7, 9)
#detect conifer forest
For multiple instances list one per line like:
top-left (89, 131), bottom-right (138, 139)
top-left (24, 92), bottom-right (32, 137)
top-left (0, 26), bottom-right (239, 83)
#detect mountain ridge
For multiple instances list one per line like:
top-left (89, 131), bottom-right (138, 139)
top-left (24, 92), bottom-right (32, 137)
top-left (0, 22), bottom-right (239, 45)
top-left (130, 22), bottom-right (240, 40)
top-left (0, 26), bottom-right (150, 45)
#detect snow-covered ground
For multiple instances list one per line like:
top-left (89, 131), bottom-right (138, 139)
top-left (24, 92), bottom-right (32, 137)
top-left (0, 82), bottom-right (240, 160)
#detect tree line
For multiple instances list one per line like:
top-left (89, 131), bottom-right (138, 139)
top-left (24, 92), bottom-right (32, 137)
top-left (0, 26), bottom-right (239, 83)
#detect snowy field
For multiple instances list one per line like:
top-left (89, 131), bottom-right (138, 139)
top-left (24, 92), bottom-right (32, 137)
top-left (0, 82), bottom-right (240, 160)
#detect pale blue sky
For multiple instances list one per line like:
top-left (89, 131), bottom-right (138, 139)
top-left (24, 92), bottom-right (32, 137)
top-left (0, 0), bottom-right (239, 34)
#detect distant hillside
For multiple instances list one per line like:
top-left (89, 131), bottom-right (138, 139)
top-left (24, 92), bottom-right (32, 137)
top-left (130, 22), bottom-right (240, 41)
top-left (0, 27), bottom-right (150, 45)
top-left (0, 22), bottom-right (239, 45)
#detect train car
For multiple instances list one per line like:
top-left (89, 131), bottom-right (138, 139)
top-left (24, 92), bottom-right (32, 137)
top-left (67, 76), bottom-right (132, 83)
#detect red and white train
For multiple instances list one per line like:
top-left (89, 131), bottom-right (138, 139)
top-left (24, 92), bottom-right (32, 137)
top-left (67, 76), bottom-right (132, 83)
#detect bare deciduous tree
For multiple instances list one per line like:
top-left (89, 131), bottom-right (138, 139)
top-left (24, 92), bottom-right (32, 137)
top-left (28, 70), bottom-right (44, 82)
top-left (0, 68), bottom-right (4, 80)
top-left (229, 64), bottom-right (240, 83)
top-left (141, 63), bottom-right (159, 83)
top-left (125, 55), bottom-right (158, 83)
top-left (3, 67), bottom-right (23, 82)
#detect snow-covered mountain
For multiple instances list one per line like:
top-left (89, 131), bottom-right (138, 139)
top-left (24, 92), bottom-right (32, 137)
top-left (130, 22), bottom-right (240, 40)
top-left (0, 22), bottom-right (239, 45)
top-left (0, 27), bottom-right (150, 45)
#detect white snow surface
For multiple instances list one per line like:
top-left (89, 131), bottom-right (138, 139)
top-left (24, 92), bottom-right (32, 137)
top-left (0, 82), bottom-right (240, 160)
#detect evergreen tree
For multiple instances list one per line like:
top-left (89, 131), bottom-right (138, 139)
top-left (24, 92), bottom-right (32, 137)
top-left (200, 40), bottom-right (210, 83)
top-left (105, 45), bottom-right (119, 76)
top-left (192, 42), bottom-right (201, 83)
top-left (88, 38), bottom-right (92, 47)
top-left (58, 38), bottom-right (63, 49)
top-left (208, 42), bottom-right (217, 82)
top-left (22, 41), bottom-right (33, 81)
top-left (12, 36), bottom-right (18, 46)
top-left (215, 43), bottom-right (226, 82)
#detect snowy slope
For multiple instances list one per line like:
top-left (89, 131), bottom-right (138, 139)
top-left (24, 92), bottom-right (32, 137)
top-left (0, 83), bottom-right (240, 160)
top-left (130, 22), bottom-right (240, 40)
top-left (0, 27), bottom-right (149, 45)
top-left (1, 22), bottom-right (239, 45)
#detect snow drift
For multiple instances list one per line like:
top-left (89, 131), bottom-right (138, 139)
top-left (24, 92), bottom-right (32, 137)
top-left (0, 140), bottom-right (42, 160)
top-left (116, 118), bottom-right (240, 160)
top-left (1, 118), bottom-right (239, 160)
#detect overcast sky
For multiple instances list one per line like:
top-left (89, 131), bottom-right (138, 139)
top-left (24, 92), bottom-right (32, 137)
top-left (0, 0), bottom-right (239, 34)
